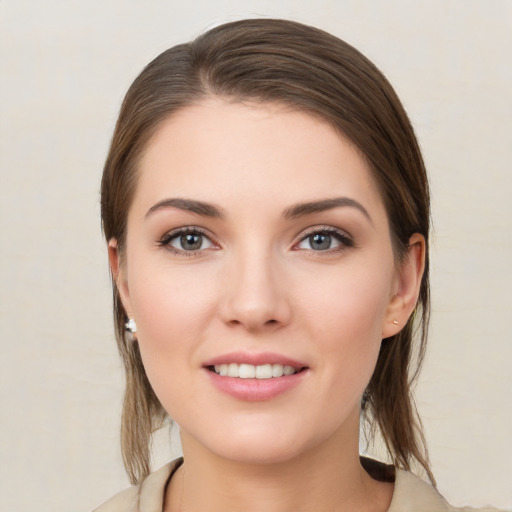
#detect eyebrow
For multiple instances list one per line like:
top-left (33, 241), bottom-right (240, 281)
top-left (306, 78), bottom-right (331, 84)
top-left (145, 198), bottom-right (225, 219)
top-left (283, 197), bottom-right (373, 224)
top-left (145, 196), bottom-right (372, 224)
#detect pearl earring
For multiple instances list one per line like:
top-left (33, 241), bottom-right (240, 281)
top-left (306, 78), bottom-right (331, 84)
top-left (392, 320), bottom-right (399, 325)
top-left (125, 318), bottom-right (137, 333)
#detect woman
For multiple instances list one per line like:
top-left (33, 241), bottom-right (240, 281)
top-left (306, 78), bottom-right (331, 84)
top-left (95, 18), bottom-right (499, 512)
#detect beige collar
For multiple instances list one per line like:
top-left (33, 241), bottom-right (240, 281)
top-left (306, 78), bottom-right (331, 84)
top-left (96, 457), bottom-right (498, 512)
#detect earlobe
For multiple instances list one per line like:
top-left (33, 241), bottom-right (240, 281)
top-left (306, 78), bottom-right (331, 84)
top-left (108, 238), bottom-right (133, 315)
top-left (382, 233), bottom-right (425, 339)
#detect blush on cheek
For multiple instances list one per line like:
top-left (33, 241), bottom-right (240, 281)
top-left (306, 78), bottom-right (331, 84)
top-left (308, 279), bottom-right (388, 384)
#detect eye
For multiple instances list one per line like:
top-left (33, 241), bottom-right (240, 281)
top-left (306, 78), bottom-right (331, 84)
top-left (295, 228), bottom-right (353, 252)
top-left (158, 228), bottom-right (215, 254)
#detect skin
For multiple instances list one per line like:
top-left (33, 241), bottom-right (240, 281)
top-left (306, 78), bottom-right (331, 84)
top-left (109, 98), bottom-right (425, 512)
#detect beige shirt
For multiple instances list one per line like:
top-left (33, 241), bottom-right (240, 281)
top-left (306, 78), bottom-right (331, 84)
top-left (93, 458), bottom-right (502, 512)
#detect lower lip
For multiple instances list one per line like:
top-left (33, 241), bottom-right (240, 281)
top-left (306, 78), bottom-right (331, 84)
top-left (204, 368), bottom-right (308, 401)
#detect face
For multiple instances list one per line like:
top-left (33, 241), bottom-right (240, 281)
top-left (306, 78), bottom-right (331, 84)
top-left (111, 98), bottom-right (422, 465)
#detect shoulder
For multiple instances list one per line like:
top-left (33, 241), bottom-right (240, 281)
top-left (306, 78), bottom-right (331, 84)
top-left (390, 468), bottom-right (503, 512)
top-left (92, 484), bottom-right (140, 512)
top-left (92, 459), bottom-right (182, 512)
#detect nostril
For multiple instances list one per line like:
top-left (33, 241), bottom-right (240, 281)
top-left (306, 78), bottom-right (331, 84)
top-left (227, 318), bottom-right (279, 329)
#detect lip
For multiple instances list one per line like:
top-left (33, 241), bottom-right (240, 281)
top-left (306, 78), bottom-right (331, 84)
top-left (203, 351), bottom-right (308, 368)
top-left (202, 352), bottom-right (309, 402)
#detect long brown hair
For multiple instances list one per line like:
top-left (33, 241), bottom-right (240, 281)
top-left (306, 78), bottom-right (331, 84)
top-left (101, 18), bottom-right (432, 485)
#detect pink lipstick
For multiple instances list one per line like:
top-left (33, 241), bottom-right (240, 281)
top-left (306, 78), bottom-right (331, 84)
top-left (202, 352), bottom-right (309, 401)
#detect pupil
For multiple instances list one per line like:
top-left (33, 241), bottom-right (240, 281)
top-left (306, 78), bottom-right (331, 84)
top-left (311, 233), bottom-right (331, 250)
top-left (181, 233), bottom-right (202, 250)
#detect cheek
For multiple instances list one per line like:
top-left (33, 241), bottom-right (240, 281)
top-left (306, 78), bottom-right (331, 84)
top-left (126, 257), bottom-right (220, 382)
top-left (130, 256), bottom-right (216, 328)
top-left (295, 260), bottom-right (394, 386)
top-left (299, 262), bottom-right (393, 338)
top-left (127, 267), bottom-right (221, 422)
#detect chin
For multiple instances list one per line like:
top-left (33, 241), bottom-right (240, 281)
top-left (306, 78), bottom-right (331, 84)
top-left (213, 438), bottom-right (308, 466)
top-left (183, 417), bottom-right (330, 467)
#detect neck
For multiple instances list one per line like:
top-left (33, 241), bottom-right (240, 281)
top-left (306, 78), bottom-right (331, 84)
top-left (165, 413), bottom-right (393, 512)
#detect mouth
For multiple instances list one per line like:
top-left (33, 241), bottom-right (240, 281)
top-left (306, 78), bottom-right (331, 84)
top-left (203, 354), bottom-right (309, 400)
top-left (207, 363), bottom-right (306, 379)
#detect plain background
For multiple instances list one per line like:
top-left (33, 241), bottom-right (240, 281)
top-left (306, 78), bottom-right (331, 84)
top-left (1, 1), bottom-right (511, 511)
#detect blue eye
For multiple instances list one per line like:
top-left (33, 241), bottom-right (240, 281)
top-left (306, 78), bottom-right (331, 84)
top-left (159, 228), bottom-right (214, 253)
top-left (296, 229), bottom-right (352, 252)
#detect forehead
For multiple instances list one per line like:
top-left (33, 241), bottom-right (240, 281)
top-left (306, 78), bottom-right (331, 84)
top-left (132, 97), bottom-right (386, 219)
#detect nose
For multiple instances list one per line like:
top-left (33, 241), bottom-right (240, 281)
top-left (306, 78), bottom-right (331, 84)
top-left (218, 247), bottom-right (292, 332)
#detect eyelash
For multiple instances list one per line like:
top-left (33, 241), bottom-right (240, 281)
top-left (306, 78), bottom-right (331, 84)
top-left (157, 227), bottom-right (218, 257)
top-left (157, 225), bottom-right (354, 256)
top-left (293, 226), bottom-right (354, 254)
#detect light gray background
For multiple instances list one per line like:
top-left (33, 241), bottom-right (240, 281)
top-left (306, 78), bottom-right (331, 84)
top-left (1, 1), bottom-right (511, 511)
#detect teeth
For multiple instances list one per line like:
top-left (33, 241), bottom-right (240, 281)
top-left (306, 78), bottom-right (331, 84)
top-left (283, 365), bottom-right (296, 375)
top-left (239, 364), bottom-right (255, 378)
top-left (228, 363), bottom-right (239, 377)
top-left (256, 364), bottom-right (272, 379)
top-left (272, 364), bottom-right (284, 377)
top-left (213, 363), bottom-right (299, 379)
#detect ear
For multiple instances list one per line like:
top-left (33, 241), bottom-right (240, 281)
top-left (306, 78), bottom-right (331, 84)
top-left (108, 238), bottom-right (133, 317)
top-left (382, 233), bottom-right (426, 339)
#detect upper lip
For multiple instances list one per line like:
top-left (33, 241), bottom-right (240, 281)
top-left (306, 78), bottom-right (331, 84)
top-left (203, 352), bottom-right (308, 369)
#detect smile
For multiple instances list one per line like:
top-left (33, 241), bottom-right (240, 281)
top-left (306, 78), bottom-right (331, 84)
top-left (210, 363), bottom-right (301, 379)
